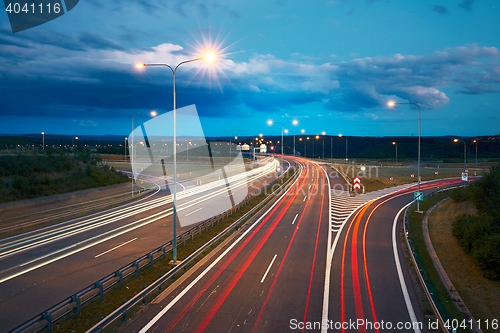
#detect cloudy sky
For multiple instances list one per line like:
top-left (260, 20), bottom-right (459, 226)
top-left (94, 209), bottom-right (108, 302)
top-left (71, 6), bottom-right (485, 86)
top-left (1, 0), bottom-right (499, 137)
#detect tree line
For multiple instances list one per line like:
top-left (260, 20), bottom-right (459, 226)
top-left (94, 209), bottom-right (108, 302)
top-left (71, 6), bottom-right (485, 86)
top-left (0, 149), bottom-right (128, 203)
top-left (451, 164), bottom-right (500, 280)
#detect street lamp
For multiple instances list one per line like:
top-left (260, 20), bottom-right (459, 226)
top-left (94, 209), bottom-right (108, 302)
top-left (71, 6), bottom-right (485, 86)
top-left (137, 51), bottom-right (217, 264)
top-left (314, 135), bottom-right (320, 159)
top-left (453, 139), bottom-right (467, 172)
top-left (41, 132), bottom-right (45, 150)
top-left (338, 134), bottom-right (347, 162)
top-left (267, 119), bottom-right (298, 163)
top-left (473, 139), bottom-right (478, 167)
top-left (321, 131), bottom-right (326, 160)
top-left (125, 137), bottom-right (128, 159)
top-left (388, 101), bottom-right (421, 212)
top-left (72, 136), bottom-right (78, 156)
top-left (393, 141), bottom-right (398, 165)
top-left (131, 110), bottom-right (157, 197)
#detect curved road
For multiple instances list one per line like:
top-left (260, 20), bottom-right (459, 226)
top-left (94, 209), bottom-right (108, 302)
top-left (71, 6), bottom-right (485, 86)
top-left (0, 158), bottom-right (278, 331)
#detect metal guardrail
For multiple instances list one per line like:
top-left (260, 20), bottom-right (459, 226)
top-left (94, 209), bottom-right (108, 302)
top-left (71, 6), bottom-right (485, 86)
top-left (10, 166), bottom-right (298, 333)
top-left (402, 185), bottom-right (461, 333)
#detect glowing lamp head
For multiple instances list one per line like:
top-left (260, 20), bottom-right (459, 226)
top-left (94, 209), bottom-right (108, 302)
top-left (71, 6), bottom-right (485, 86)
top-left (204, 52), bottom-right (216, 63)
top-left (338, 134), bottom-right (343, 138)
top-left (321, 131), bottom-right (326, 135)
top-left (292, 120), bottom-right (298, 125)
top-left (150, 110), bottom-right (157, 117)
top-left (136, 63), bottom-right (145, 69)
top-left (392, 141), bottom-right (396, 145)
top-left (453, 139), bottom-right (459, 143)
top-left (267, 120), bottom-right (273, 125)
top-left (387, 101), bottom-right (396, 108)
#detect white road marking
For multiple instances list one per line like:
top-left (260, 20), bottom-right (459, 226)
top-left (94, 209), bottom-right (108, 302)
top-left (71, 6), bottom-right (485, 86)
top-left (393, 203), bottom-right (421, 333)
top-left (95, 238), bottom-right (137, 258)
top-left (292, 213), bottom-right (299, 225)
top-left (185, 207), bottom-right (203, 217)
top-left (137, 164), bottom-right (304, 333)
top-left (303, 195), bottom-right (307, 201)
top-left (260, 254), bottom-right (278, 283)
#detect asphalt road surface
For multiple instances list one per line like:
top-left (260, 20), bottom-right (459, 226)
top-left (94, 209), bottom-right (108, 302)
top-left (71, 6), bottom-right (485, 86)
top-left (0, 158), bottom-right (278, 331)
top-left (124, 161), bottom-right (469, 333)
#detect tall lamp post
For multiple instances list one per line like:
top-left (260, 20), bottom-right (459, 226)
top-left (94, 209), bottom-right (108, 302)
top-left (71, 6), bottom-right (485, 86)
top-left (453, 139), bottom-right (467, 172)
top-left (131, 110), bottom-right (157, 197)
top-left (321, 131), bottom-right (326, 160)
top-left (267, 119), bottom-right (298, 163)
top-left (473, 139), bottom-right (478, 167)
top-left (124, 137), bottom-right (128, 159)
top-left (388, 101), bottom-right (421, 212)
top-left (338, 134), bottom-right (348, 162)
top-left (41, 132), bottom-right (45, 150)
top-left (393, 141), bottom-right (398, 165)
top-left (137, 51), bottom-right (216, 264)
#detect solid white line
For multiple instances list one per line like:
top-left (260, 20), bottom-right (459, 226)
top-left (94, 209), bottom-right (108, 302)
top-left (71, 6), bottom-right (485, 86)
top-left (260, 254), bottom-right (278, 283)
top-left (137, 164), bottom-right (304, 333)
top-left (393, 203), bottom-right (421, 333)
top-left (303, 195), bottom-right (307, 201)
top-left (292, 213), bottom-right (299, 225)
top-left (185, 207), bottom-right (203, 217)
top-left (95, 238), bottom-right (137, 258)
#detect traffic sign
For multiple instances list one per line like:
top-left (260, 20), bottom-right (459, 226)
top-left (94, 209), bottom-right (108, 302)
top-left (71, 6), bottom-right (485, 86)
top-left (461, 172), bottom-right (468, 181)
top-left (353, 177), bottom-right (361, 191)
top-left (414, 192), bottom-right (424, 201)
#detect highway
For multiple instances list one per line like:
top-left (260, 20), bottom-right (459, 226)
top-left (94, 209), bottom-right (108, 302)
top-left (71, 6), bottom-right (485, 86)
top-left (324, 178), bottom-right (467, 333)
top-left (124, 159), bottom-right (469, 333)
top-left (0, 158), bottom-right (278, 331)
top-left (124, 159), bottom-right (337, 332)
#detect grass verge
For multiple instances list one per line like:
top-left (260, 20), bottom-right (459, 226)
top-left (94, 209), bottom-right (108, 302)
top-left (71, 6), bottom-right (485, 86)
top-left (50, 170), bottom-right (296, 333)
top-left (407, 191), bottom-right (472, 332)
top-left (429, 199), bottom-right (500, 333)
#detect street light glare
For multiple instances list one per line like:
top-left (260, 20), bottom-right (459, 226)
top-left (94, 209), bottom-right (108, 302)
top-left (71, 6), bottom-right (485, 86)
top-left (321, 131), bottom-right (326, 135)
top-left (267, 120), bottom-right (273, 125)
top-left (150, 110), bottom-right (157, 117)
top-left (292, 120), bottom-right (298, 125)
top-left (136, 63), bottom-right (145, 69)
top-left (338, 134), bottom-right (343, 138)
top-left (204, 51), bottom-right (216, 63)
top-left (387, 101), bottom-right (396, 107)
top-left (453, 138), bottom-right (459, 142)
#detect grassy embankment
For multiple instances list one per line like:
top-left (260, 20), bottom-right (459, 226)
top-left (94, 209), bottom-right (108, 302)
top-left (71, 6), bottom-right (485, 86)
top-left (429, 199), bottom-right (500, 333)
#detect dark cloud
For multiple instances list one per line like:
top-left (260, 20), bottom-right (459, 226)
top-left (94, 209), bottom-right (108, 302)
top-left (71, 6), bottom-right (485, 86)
top-left (78, 33), bottom-right (125, 51)
top-left (458, 0), bottom-right (474, 12)
top-left (432, 5), bottom-right (448, 14)
top-left (1, 39), bottom-right (499, 124)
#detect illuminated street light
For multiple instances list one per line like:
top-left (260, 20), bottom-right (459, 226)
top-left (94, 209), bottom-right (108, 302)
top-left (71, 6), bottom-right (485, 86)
top-left (473, 139), bottom-right (478, 167)
top-left (41, 132), bottom-right (45, 150)
top-left (138, 50), bottom-right (218, 264)
top-left (453, 138), bottom-right (467, 172)
top-left (393, 141), bottom-right (398, 165)
top-left (388, 101), bottom-right (421, 212)
top-left (131, 110), bottom-right (158, 197)
top-left (267, 119), bottom-right (298, 163)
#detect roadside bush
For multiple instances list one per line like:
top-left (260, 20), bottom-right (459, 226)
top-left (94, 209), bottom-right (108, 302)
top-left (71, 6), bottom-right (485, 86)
top-left (472, 233), bottom-right (500, 280)
top-left (452, 214), bottom-right (490, 252)
top-left (452, 163), bottom-right (500, 280)
top-left (449, 186), bottom-right (471, 203)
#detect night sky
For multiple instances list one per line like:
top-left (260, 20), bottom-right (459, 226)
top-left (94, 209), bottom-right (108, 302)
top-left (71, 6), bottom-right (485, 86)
top-left (1, 0), bottom-right (499, 137)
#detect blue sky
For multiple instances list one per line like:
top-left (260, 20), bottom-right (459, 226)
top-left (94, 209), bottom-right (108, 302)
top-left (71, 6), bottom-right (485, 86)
top-left (1, 0), bottom-right (499, 137)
